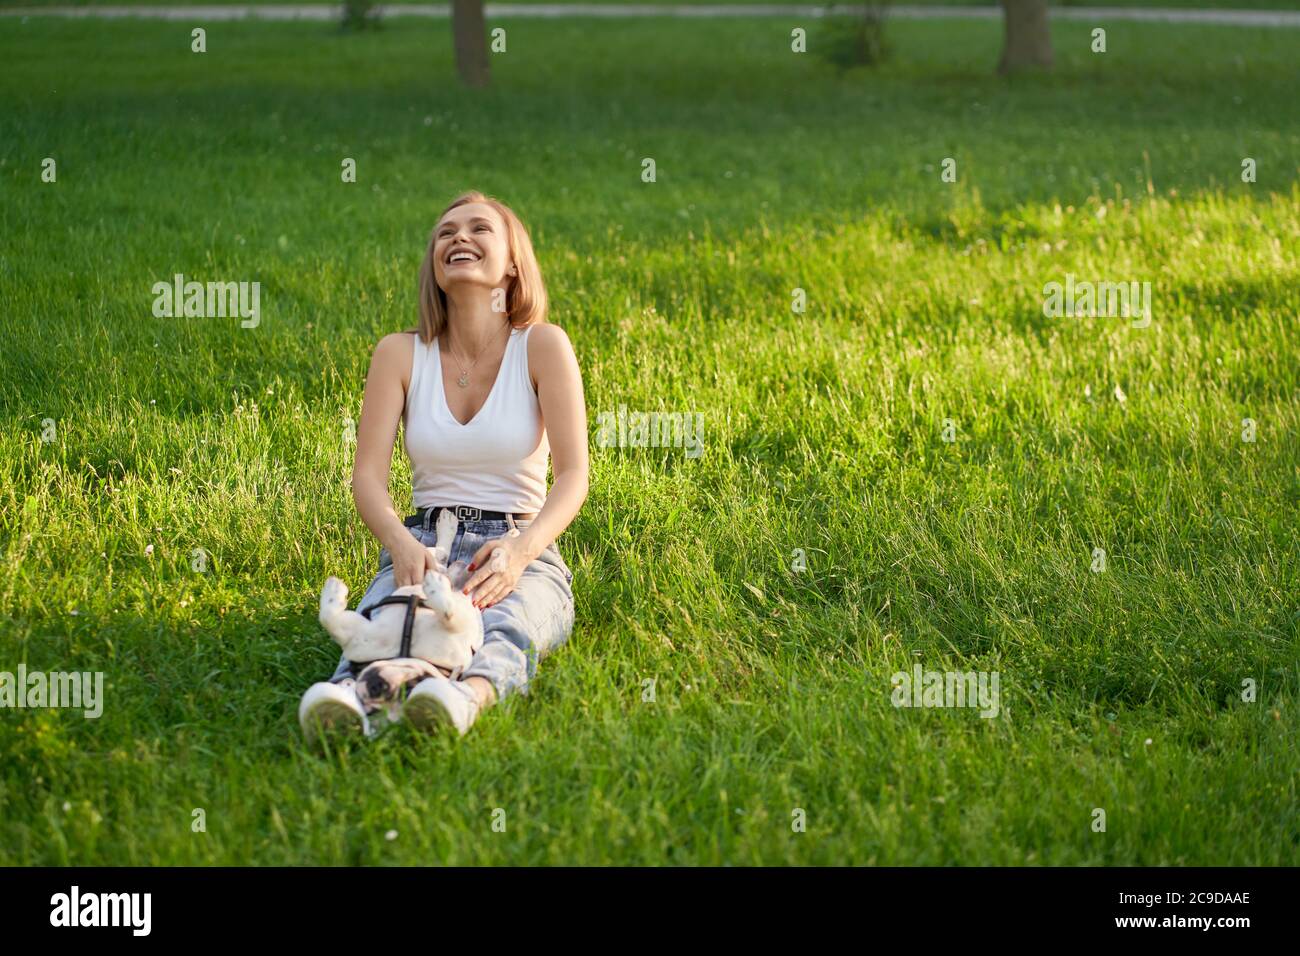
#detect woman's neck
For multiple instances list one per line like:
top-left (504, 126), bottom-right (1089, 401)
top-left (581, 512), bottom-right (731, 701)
top-left (444, 288), bottom-right (510, 352)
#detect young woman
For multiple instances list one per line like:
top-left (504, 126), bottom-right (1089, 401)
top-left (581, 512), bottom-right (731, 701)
top-left (299, 191), bottom-right (588, 739)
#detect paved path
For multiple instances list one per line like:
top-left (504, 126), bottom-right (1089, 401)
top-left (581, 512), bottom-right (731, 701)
top-left (3, 5), bottom-right (1299, 27)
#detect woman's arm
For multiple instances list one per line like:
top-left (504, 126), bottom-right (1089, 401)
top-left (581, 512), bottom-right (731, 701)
top-left (516, 323), bottom-right (589, 560)
top-left (465, 323), bottom-right (588, 605)
top-left (352, 332), bottom-right (434, 588)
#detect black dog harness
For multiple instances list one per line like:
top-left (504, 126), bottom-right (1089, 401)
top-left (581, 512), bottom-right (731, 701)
top-left (357, 593), bottom-right (438, 662)
top-left (348, 503), bottom-right (517, 678)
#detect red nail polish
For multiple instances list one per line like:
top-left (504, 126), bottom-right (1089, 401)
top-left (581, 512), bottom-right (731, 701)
top-left (468, 563), bottom-right (476, 572)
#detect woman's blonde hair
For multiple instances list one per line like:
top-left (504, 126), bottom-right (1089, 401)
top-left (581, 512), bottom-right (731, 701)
top-left (416, 191), bottom-right (547, 343)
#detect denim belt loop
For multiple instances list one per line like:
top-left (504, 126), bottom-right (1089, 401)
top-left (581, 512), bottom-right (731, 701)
top-left (422, 508), bottom-right (434, 533)
top-left (506, 512), bottom-right (517, 533)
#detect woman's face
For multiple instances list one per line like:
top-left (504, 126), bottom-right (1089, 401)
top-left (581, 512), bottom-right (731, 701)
top-left (432, 202), bottom-right (514, 294)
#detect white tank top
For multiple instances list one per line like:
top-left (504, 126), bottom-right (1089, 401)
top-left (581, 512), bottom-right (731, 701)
top-left (404, 326), bottom-right (549, 513)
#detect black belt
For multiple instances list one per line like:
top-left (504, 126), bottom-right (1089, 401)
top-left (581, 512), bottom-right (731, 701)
top-left (404, 505), bottom-right (534, 526)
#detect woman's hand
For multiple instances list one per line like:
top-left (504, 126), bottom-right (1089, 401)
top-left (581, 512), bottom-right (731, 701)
top-left (463, 534), bottom-right (531, 609)
top-left (388, 532), bottom-right (439, 589)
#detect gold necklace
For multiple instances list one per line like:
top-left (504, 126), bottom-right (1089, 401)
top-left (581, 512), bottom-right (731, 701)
top-left (446, 324), bottom-right (507, 388)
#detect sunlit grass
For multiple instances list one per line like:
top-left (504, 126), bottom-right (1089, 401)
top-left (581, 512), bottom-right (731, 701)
top-left (0, 15), bottom-right (1296, 864)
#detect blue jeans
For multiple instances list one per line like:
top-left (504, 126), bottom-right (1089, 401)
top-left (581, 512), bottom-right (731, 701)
top-left (329, 514), bottom-right (575, 700)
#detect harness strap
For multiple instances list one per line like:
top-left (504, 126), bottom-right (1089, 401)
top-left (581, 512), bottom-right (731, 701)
top-left (361, 594), bottom-right (438, 659)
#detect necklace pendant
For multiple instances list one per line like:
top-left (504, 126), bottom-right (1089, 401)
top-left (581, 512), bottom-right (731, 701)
top-left (457, 372), bottom-right (470, 388)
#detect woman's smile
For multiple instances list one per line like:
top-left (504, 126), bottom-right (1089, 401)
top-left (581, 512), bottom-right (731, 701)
top-left (433, 203), bottom-right (512, 288)
top-left (446, 247), bottom-right (482, 265)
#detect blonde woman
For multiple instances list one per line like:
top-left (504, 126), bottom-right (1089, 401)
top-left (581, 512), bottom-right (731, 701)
top-left (300, 191), bottom-right (588, 739)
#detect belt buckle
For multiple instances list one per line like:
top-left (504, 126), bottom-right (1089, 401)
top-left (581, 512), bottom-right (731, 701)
top-left (454, 505), bottom-right (481, 522)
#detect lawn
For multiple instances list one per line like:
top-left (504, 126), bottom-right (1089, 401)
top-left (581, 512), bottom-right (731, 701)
top-left (0, 13), bottom-right (1296, 865)
top-left (5, 1), bottom-right (1300, 10)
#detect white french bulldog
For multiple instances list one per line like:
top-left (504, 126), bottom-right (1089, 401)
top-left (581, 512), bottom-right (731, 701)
top-left (318, 509), bottom-right (490, 717)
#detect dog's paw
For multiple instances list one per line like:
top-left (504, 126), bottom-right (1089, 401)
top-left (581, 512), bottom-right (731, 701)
top-left (320, 576), bottom-right (349, 613)
top-left (422, 570), bottom-right (458, 619)
top-left (435, 507), bottom-right (459, 545)
top-left (422, 569), bottom-right (452, 599)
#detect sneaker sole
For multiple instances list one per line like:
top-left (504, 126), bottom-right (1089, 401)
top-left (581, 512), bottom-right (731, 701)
top-left (403, 691), bottom-right (456, 735)
top-left (301, 697), bottom-right (367, 741)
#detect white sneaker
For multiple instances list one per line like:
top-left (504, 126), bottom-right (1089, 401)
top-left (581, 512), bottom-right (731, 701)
top-left (299, 680), bottom-right (371, 743)
top-left (403, 675), bottom-right (481, 737)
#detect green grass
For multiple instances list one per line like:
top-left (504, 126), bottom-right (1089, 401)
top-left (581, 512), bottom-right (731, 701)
top-left (1, 15), bottom-right (1297, 865)
top-left (6, 1), bottom-right (1300, 10)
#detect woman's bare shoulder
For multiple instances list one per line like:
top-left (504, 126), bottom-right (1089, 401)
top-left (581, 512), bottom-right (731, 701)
top-left (526, 323), bottom-right (575, 362)
top-left (526, 323), bottom-right (577, 387)
top-left (369, 331), bottom-right (418, 386)
top-left (374, 330), bottom-right (418, 355)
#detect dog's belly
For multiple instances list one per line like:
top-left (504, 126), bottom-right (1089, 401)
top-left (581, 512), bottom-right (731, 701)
top-left (339, 604), bottom-right (410, 662)
top-left (410, 609), bottom-right (483, 671)
top-left (345, 604), bottom-right (483, 672)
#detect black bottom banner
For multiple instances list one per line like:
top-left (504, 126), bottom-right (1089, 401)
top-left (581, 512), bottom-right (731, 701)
top-left (0, 866), bottom-right (1280, 941)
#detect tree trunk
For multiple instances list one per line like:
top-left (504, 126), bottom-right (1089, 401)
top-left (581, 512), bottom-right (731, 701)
top-left (452, 0), bottom-right (490, 88)
top-left (998, 0), bottom-right (1053, 74)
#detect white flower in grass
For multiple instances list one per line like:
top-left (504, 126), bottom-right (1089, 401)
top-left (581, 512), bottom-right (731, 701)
top-left (144, 544), bottom-right (154, 556)
top-left (385, 829), bottom-right (398, 841)
top-left (1144, 738), bottom-right (1153, 746)
top-left (1113, 384), bottom-right (1127, 404)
